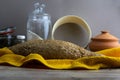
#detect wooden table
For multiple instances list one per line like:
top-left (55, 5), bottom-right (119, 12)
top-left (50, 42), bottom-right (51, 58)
top-left (0, 66), bottom-right (120, 80)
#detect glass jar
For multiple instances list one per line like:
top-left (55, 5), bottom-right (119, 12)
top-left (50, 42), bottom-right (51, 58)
top-left (27, 2), bottom-right (52, 40)
top-left (14, 35), bottom-right (26, 44)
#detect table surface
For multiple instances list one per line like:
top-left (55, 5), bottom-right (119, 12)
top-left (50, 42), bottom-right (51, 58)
top-left (0, 66), bottom-right (120, 80)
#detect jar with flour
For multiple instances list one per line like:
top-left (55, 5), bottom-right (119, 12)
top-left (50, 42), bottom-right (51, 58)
top-left (27, 2), bottom-right (51, 40)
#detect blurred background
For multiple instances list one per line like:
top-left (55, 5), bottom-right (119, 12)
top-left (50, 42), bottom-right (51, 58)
top-left (0, 0), bottom-right (120, 38)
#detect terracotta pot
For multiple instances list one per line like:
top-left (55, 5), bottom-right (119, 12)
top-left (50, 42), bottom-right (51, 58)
top-left (89, 31), bottom-right (120, 51)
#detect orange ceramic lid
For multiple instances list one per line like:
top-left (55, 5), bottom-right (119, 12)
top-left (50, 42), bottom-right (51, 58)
top-left (91, 31), bottom-right (119, 41)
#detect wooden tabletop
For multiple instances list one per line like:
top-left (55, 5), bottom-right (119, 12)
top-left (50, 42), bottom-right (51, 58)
top-left (0, 66), bottom-right (120, 80)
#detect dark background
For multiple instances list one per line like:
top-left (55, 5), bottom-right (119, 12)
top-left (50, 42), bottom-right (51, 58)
top-left (0, 0), bottom-right (120, 39)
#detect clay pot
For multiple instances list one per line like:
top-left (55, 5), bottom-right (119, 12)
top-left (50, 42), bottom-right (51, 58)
top-left (89, 31), bottom-right (120, 51)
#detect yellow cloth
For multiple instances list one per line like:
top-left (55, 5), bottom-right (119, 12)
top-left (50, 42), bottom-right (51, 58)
top-left (1, 47), bottom-right (120, 70)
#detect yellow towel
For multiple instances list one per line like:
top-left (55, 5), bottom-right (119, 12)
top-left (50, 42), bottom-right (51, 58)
top-left (1, 47), bottom-right (120, 70)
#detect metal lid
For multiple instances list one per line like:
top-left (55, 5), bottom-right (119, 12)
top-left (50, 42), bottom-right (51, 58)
top-left (17, 35), bottom-right (25, 39)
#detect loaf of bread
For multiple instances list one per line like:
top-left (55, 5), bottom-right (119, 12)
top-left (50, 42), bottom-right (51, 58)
top-left (9, 39), bottom-right (103, 59)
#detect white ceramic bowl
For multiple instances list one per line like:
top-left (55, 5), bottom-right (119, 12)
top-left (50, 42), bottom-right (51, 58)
top-left (51, 15), bottom-right (92, 48)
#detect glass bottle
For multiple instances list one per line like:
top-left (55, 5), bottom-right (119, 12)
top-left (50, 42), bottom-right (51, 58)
top-left (27, 2), bottom-right (52, 40)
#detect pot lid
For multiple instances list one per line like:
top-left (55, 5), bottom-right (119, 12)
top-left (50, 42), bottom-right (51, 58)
top-left (91, 31), bottom-right (119, 41)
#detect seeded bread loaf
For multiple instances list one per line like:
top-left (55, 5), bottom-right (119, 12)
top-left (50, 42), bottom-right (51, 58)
top-left (9, 39), bottom-right (103, 59)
